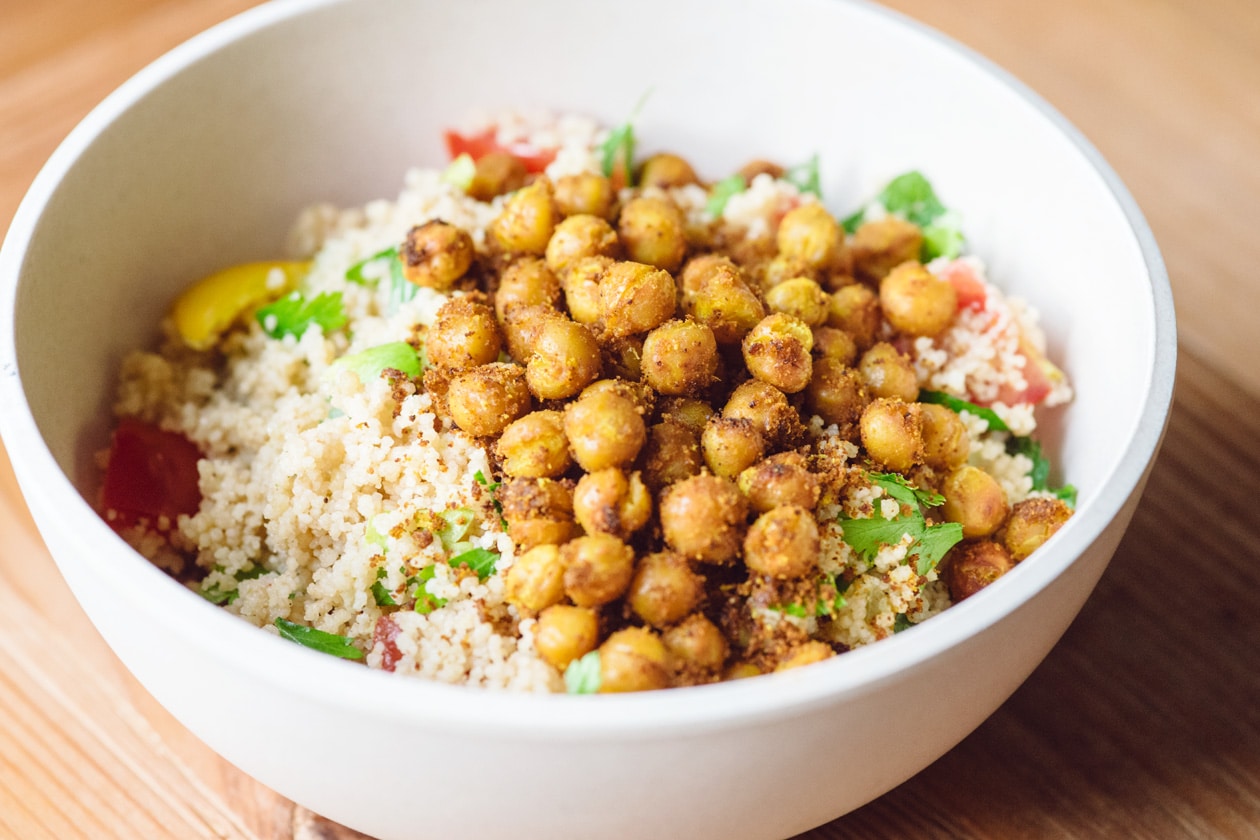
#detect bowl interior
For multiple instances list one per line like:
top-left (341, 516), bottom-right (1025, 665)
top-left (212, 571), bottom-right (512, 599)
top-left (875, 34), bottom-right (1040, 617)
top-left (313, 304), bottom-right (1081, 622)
top-left (3, 0), bottom-right (1165, 704)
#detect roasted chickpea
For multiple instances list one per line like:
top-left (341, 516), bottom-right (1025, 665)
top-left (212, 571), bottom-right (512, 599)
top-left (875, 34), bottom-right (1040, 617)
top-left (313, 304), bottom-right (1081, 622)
top-left (598, 627), bottom-right (671, 693)
top-left (658, 473), bottom-right (749, 564)
top-left (774, 640), bottom-right (834, 671)
top-left (554, 172), bottom-right (615, 220)
top-left (563, 389), bottom-right (647, 472)
top-left (737, 451), bottom-right (821, 512)
top-left (545, 214), bottom-right (620, 277)
top-left (627, 551), bottom-right (705, 628)
top-left (495, 410), bottom-right (571, 478)
top-left (534, 604), bottom-right (599, 669)
top-left (639, 153), bottom-right (700, 190)
top-left (805, 358), bottom-right (869, 431)
top-left (826, 283), bottom-right (882, 350)
top-left (725, 662), bottom-right (763, 680)
top-left (743, 505), bottom-right (819, 579)
top-left (776, 203), bottom-right (845, 270)
top-left (525, 317), bottom-right (602, 400)
top-left (812, 326), bottom-right (858, 366)
top-left (851, 216), bottom-right (924, 283)
top-left (737, 160), bottom-right (785, 182)
top-left (561, 533), bottom-right (636, 607)
top-left (944, 540), bottom-right (1014, 601)
top-left (494, 257), bottom-right (562, 321)
top-left (662, 613), bottom-right (729, 675)
top-left (490, 177), bottom-right (557, 255)
top-left (659, 397), bottom-right (715, 434)
top-left (723, 379), bottom-right (803, 448)
top-left (859, 397), bottom-right (924, 473)
top-left (858, 342), bottom-right (919, 401)
top-left (758, 255), bottom-right (817, 293)
top-left (919, 403), bottom-right (971, 471)
top-left (764, 277), bottom-right (829, 327)
top-left (580, 377), bottom-right (655, 415)
top-left (679, 255), bottom-right (765, 345)
top-left (941, 465), bottom-right (1009, 538)
top-left (599, 260), bottom-right (677, 338)
top-left (446, 363), bottom-right (531, 437)
top-left (742, 313), bottom-right (814, 393)
top-left (880, 261), bottom-right (957, 337)
top-left (701, 417), bottom-right (766, 479)
top-left (642, 418), bottom-right (704, 491)
top-left (426, 295), bottom-right (502, 371)
top-left (561, 255), bottom-right (611, 325)
top-left (617, 196), bottom-right (688, 273)
top-left (498, 477), bottom-right (578, 552)
top-left (572, 468), bottom-right (652, 539)
top-left (500, 303), bottom-right (557, 362)
top-left (400, 220), bottom-right (475, 290)
top-left (467, 150), bottom-right (527, 202)
top-left (503, 544), bottom-right (566, 613)
top-left (640, 319), bottom-right (718, 396)
top-left (602, 335), bottom-right (645, 380)
top-left (1004, 497), bottom-right (1073, 560)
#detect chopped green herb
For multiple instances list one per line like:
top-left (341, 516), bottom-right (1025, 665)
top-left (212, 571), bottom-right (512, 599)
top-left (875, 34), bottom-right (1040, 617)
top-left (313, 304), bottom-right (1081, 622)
top-left (564, 650), bottom-right (602, 695)
top-left (922, 215), bottom-right (965, 260)
top-left (1007, 437), bottom-right (1076, 508)
top-left (838, 472), bottom-right (963, 577)
top-left (450, 547), bottom-right (498, 581)
top-left (256, 291), bottom-right (347, 340)
top-left (706, 173), bottom-right (747, 216)
top-left (345, 247), bottom-right (399, 286)
top-left (371, 568), bottom-right (397, 607)
top-left (274, 617), bottom-right (364, 660)
top-left (840, 205), bottom-right (867, 235)
top-left (893, 613), bottom-right (914, 633)
top-left (1055, 485), bottom-right (1079, 508)
top-left (386, 250), bottom-right (417, 313)
top-left (816, 572), bottom-right (848, 616)
top-left (441, 153), bottom-right (477, 191)
top-left (839, 170), bottom-right (963, 259)
top-left (475, 469), bottom-right (507, 529)
top-left (784, 154), bottom-right (821, 197)
top-left (199, 565), bottom-right (266, 605)
top-left (366, 516), bottom-right (388, 551)
top-left (331, 341), bottom-right (422, 384)
top-left (598, 91), bottom-right (651, 185)
top-left (409, 566), bottom-right (447, 614)
top-left (918, 389), bottom-right (1010, 433)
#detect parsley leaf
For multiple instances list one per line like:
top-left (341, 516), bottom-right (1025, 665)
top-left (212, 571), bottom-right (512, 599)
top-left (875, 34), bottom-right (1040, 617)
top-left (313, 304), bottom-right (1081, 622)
top-left (892, 613), bottom-right (914, 633)
top-left (371, 568), bottom-right (397, 607)
top-left (410, 566), bottom-right (447, 614)
top-left (784, 154), bottom-right (822, 197)
top-left (199, 565), bottom-right (266, 605)
top-left (274, 618), bottom-right (364, 660)
top-left (564, 650), bottom-right (602, 694)
top-left (918, 389), bottom-right (1010, 432)
top-left (706, 173), bottom-right (747, 216)
top-left (839, 170), bottom-right (963, 259)
top-left (436, 507), bottom-right (477, 553)
top-left (345, 247), bottom-right (399, 286)
top-left (331, 341), bottom-right (422, 384)
top-left (838, 473), bottom-right (963, 576)
top-left (343, 246), bottom-right (416, 314)
top-left (450, 547), bottom-right (498, 581)
top-left (256, 291), bottom-right (347, 339)
top-left (475, 469), bottom-right (507, 529)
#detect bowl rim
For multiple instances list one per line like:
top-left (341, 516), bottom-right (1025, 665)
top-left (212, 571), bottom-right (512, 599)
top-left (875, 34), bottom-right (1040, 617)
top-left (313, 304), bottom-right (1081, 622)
top-left (0, 0), bottom-right (1176, 737)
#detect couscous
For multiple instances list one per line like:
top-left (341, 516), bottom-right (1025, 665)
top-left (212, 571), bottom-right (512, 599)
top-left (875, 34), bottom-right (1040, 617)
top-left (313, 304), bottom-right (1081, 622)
top-left (99, 110), bottom-right (1075, 693)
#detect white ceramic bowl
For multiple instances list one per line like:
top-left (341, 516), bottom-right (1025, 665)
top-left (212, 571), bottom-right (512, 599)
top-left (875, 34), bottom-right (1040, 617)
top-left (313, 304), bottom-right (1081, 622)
top-left (0, 1), bottom-right (1175, 838)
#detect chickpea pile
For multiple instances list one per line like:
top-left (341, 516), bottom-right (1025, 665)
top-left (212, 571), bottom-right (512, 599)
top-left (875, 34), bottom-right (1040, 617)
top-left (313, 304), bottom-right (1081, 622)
top-left (401, 152), bottom-right (1071, 692)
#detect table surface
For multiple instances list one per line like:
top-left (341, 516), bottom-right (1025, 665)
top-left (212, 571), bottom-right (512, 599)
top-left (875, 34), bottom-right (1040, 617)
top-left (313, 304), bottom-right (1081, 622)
top-left (3, 1), bottom-right (1258, 838)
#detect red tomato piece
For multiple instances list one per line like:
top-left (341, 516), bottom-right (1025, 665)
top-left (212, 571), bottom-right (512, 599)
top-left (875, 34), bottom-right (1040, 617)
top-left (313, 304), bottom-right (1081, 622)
top-left (101, 418), bottom-right (203, 529)
top-left (373, 614), bottom-right (403, 672)
top-left (444, 128), bottom-right (557, 174)
top-left (996, 338), bottom-right (1055, 406)
top-left (937, 259), bottom-right (988, 311)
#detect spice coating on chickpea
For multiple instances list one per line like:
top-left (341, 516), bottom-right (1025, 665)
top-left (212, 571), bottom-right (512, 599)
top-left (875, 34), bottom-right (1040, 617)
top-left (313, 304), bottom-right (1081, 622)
top-left (919, 403), bottom-right (971, 470)
top-left (737, 451), bottom-right (821, 513)
top-left (599, 261), bottom-right (677, 339)
top-left (503, 544), bottom-right (566, 613)
top-left (562, 533), bottom-right (636, 607)
top-left (860, 397), bottom-right (924, 473)
top-left (1004, 497), bottom-right (1072, 560)
top-left (880, 260), bottom-right (958, 337)
top-left (858, 342), bottom-right (919, 402)
top-left (776, 203), bottom-right (846, 271)
top-left (742, 312), bottom-right (815, 393)
top-left (641, 319), bottom-right (718, 396)
top-left (554, 172), bottom-right (615, 220)
top-left (401, 220), bottom-right (475, 290)
top-left (743, 506), bottom-right (820, 579)
top-left (627, 551), bottom-right (705, 628)
top-left (534, 604), bottom-right (599, 670)
top-left (942, 465), bottom-right (1010, 538)
top-left (572, 468), bottom-right (652, 539)
top-left (490, 177), bottom-right (558, 255)
top-left (598, 627), bottom-right (671, 693)
top-left (642, 418), bottom-right (704, 491)
top-left (701, 416), bottom-right (766, 479)
top-left (659, 473), bottom-right (749, 564)
top-left (563, 389), bottom-right (647, 472)
top-left (944, 540), bottom-right (1014, 601)
top-left (638, 153), bottom-right (700, 190)
top-left (467, 151), bottom-right (528, 202)
top-left (545, 214), bottom-right (620, 277)
top-left (446, 363), bottom-right (532, 437)
top-left (851, 217), bottom-right (924, 283)
top-left (617, 196), bottom-right (688, 273)
top-left (525, 317), bottom-right (602, 400)
top-left (827, 283), bottom-right (882, 350)
top-left (495, 410), bottom-right (571, 478)
top-left (426, 295), bottom-right (502, 371)
top-left (494, 257), bottom-right (562, 321)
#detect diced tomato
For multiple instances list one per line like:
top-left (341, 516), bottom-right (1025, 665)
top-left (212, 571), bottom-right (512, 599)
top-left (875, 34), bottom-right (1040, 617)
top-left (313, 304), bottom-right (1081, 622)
top-left (101, 418), bottom-right (203, 530)
top-left (373, 615), bottom-right (403, 672)
top-left (936, 259), bottom-right (988, 311)
top-left (443, 128), bottom-right (557, 174)
top-left (995, 337), bottom-right (1056, 406)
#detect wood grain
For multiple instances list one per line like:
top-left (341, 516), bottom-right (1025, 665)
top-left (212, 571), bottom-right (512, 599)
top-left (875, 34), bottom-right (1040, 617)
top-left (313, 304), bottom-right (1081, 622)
top-left (2, 1), bottom-right (1258, 838)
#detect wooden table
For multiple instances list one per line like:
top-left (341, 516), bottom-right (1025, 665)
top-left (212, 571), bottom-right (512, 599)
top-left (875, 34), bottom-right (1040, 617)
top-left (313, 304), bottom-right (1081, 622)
top-left (2, 1), bottom-right (1257, 837)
